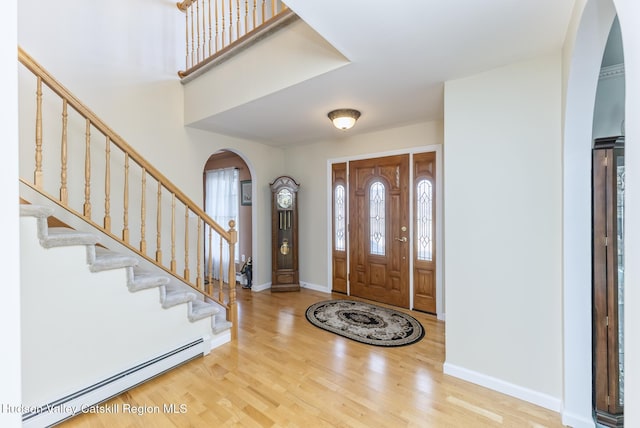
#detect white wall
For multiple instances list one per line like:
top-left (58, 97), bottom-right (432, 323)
top-left (443, 54), bottom-right (563, 409)
top-left (17, 0), bottom-right (285, 287)
top-left (184, 18), bottom-right (348, 125)
top-left (0, 0), bottom-right (22, 426)
top-left (284, 121), bottom-right (443, 290)
top-left (20, 216), bottom-right (212, 407)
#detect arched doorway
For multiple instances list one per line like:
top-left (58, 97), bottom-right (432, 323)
top-left (562, 0), bottom-right (619, 426)
top-left (591, 16), bottom-right (625, 426)
top-left (203, 150), bottom-right (253, 287)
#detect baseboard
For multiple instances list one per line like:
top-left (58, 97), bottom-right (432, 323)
top-left (251, 282), bottom-right (271, 292)
top-left (210, 330), bottom-right (231, 350)
top-left (300, 281), bottom-right (330, 293)
top-left (252, 282), bottom-right (329, 293)
top-left (442, 362), bottom-right (562, 413)
top-left (22, 338), bottom-right (208, 428)
top-left (562, 411), bottom-right (596, 428)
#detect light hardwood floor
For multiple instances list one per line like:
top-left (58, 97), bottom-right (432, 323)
top-left (60, 288), bottom-right (565, 427)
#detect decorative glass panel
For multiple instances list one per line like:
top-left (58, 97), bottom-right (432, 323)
top-left (617, 156), bottom-right (625, 406)
top-left (416, 179), bottom-right (433, 261)
top-left (369, 181), bottom-right (385, 256)
top-left (334, 184), bottom-right (346, 251)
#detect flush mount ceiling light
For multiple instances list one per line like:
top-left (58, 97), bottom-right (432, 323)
top-left (327, 108), bottom-right (361, 131)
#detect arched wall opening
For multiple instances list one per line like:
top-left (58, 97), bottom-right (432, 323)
top-left (562, 0), bottom-right (619, 426)
top-left (203, 149), bottom-right (254, 285)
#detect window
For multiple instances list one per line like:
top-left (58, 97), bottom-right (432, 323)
top-left (204, 168), bottom-right (239, 281)
top-left (369, 181), bottom-right (385, 256)
top-left (334, 184), bottom-right (346, 251)
top-left (416, 179), bottom-right (433, 261)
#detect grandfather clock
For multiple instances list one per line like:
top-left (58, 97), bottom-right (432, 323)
top-left (271, 176), bottom-right (300, 292)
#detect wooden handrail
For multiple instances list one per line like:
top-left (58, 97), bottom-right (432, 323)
top-left (18, 46), bottom-right (238, 339)
top-left (18, 49), bottom-right (231, 240)
top-left (176, 0), bottom-right (196, 12)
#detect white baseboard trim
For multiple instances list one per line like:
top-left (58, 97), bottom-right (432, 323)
top-left (251, 282), bottom-right (271, 292)
top-left (22, 338), bottom-right (208, 428)
top-left (300, 282), bottom-right (330, 293)
top-left (442, 362), bottom-right (562, 413)
top-left (209, 330), bottom-right (231, 351)
top-left (562, 411), bottom-right (596, 428)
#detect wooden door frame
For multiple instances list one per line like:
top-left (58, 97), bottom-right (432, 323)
top-left (326, 145), bottom-right (444, 319)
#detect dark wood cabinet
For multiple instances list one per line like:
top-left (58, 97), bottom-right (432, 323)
top-left (592, 136), bottom-right (624, 427)
top-left (271, 176), bottom-right (300, 292)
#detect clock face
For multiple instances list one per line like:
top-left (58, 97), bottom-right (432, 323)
top-left (277, 188), bottom-right (293, 209)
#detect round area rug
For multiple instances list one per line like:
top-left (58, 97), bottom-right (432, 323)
top-left (305, 299), bottom-right (425, 347)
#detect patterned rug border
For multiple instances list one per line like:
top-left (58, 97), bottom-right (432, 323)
top-left (305, 299), bottom-right (425, 347)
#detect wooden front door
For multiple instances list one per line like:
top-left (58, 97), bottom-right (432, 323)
top-left (349, 154), bottom-right (410, 308)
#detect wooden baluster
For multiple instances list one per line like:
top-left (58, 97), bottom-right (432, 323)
top-left (34, 77), bottom-right (43, 188)
top-left (207, 226), bottom-right (213, 295)
top-left (214, 0), bottom-right (219, 52)
top-left (184, 9), bottom-right (189, 69)
top-left (261, 0), bottom-right (265, 24)
top-left (190, 5), bottom-right (195, 67)
top-left (202, 0), bottom-right (207, 59)
top-left (83, 119), bottom-right (92, 218)
top-left (271, 0), bottom-right (275, 18)
top-left (196, 217), bottom-right (203, 290)
top-left (60, 99), bottom-right (68, 203)
top-left (221, 0), bottom-right (226, 48)
top-left (237, 0), bottom-right (241, 40)
top-left (140, 168), bottom-right (147, 253)
top-left (208, 0), bottom-right (213, 56)
top-left (184, 206), bottom-right (190, 282)
top-left (218, 235), bottom-right (223, 301)
top-left (196, 0), bottom-right (201, 63)
top-left (123, 153), bottom-right (130, 243)
top-left (171, 193), bottom-right (177, 272)
top-left (245, 0), bottom-right (248, 35)
top-left (228, 0), bottom-right (233, 43)
top-left (227, 219), bottom-right (238, 339)
top-left (252, 0), bottom-right (256, 30)
top-left (156, 181), bottom-right (162, 263)
top-left (104, 136), bottom-right (111, 231)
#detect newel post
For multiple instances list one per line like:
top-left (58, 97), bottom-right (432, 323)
top-left (227, 220), bottom-right (238, 340)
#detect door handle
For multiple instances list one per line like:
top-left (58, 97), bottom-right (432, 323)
top-left (395, 237), bottom-right (407, 242)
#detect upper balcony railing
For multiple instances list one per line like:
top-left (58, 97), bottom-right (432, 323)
top-left (177, 0), bottom-right (295, 79)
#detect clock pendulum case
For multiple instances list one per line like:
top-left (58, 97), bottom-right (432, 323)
top-left (270, 176), bottom-right (300, 292)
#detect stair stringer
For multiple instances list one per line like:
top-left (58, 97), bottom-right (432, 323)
top-left (19, 183), bottom-right (234, 338)
top-left (19, 205), bottom-right (226, 426)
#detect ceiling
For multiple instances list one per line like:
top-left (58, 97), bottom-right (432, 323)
top-left (190, 0), bottom-right (577, 147)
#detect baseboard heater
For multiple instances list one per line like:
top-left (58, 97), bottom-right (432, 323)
top-left (22, 337), bottom-right (208, 428)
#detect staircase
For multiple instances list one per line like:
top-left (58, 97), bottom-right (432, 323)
top-left (21, 204), bottom-right (231, 329)
top-left (20, 204), bottom-right (231, 427)
top-left (17, 43), bottom-right (241, 427)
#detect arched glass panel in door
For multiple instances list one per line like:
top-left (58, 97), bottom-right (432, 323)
top-left (369, 181), bottom-right (386, 256)
top-left (334, 184), bottom-right (346, 251)
top-left (416, 179), bottom-right (433, 261)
